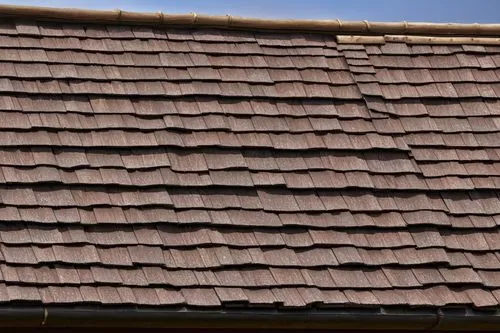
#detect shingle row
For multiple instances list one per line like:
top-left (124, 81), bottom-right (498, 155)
top-left (0, 63), bottom-right (356, 83)
top-left (1, 283), bottom-right (499, 308)
top-left (360, 82), bottom-right (500, 100)
top-left (2, 146), bottom-right (497, 169)
top-left (1, 263), bottom-right (500, 288)
top-left (0, 130), bottom-right (407, 150)
top-left (0, 48), bottom-right (348, 68)
top-left (1, 22), bottom-right (338, 45)
top-left (0, 79), bottom-right (364, 99)
top-left (0, 224), bottom-right (499, 250)
top-left (1, 186), bottom-right (498, 213)
top-left (2, 166), bottom-right (499, 190)
top-left (369, 54), bottom-right (500, 69)
top-left (4, 112), bottom-right (500, 137)
top-left (1, 243), bottom-right (500, 269)
top-left (0, 37), bottom-right (340, 55)
top-left (365, 43), bottom-right (500, 55)
top-left (0, 96), bottom-right (371, 117)
top-left (1, 206), bottom-right (495, 228)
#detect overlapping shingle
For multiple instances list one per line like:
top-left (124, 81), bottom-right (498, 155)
top-left (0, 19), bottom-right (499, 310)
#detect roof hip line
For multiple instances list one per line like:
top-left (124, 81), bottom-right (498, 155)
top-left (0, 4), bottom-right (500, 36)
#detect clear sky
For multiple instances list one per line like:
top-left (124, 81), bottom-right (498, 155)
top-left (2, 0), bottom-right (500, 23)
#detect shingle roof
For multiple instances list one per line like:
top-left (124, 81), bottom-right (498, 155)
top-left (0, 6), bottom-right (500, 314)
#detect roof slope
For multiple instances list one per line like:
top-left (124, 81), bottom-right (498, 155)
top-left (0, 8), bottom-right (499, 313)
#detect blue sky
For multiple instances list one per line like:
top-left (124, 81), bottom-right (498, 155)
top-left (3, 0), bottom-right (500, 23)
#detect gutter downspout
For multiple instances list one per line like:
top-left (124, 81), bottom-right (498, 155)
top-left (0, 306), bottom-right (500, 330)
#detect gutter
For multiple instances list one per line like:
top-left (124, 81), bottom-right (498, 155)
top-left (0, 4), bottom-right (499, 37)
top-left (1, 306), bottom-right (500, 330)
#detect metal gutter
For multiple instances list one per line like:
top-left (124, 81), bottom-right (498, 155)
top-left (0, 4), bottom-right (499, 37)
top-left (0, 306), bottom-right (500, 330)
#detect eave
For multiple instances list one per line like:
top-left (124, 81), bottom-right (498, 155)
top-left (1, 306), bottom-right (500, 330)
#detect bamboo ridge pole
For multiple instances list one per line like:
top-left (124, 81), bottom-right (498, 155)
top-left (336, 36), bottom-right (386, 44)
top-left (384, 35), bottom-right (500, 44)
top-left (337, 35), bottom-right (500, 45)
top-left (0, 4), bottom-right (499, 36)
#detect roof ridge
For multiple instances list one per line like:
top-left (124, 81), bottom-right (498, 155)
top-left (0, 4), bottom-right (499, 37)
top-left (337, 34), bottom-right (500, 45)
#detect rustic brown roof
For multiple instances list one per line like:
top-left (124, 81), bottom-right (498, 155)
top-left (0, 5), bottom-right (499, 316)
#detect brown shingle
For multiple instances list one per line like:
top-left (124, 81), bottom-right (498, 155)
top-left (328, 268), bottom-right (370, 288)
top-left (214, 287), bottom-right (248, 303)
top-left (372, 289), bottom-right (408, 306)
top-left (163, 269), bottom-right (198, 287)
top-left (272, 287), bottom-right (307, 307)
top-left (270, 268), bottom-right (306, 285)
top-left (309, 229), bottom-right (351, 246)
top-left (382, 268), bottom-right (421, 287)
top-left (16, 22), bottom-right (40, 35)
top-left (317, 289), bottom-right (348, 306)
top-left (296, 248), bottom-right (338, 266)
top-left (181, 288), bottom-right (221, 307)
top-left (358, 248), bottom-right (397, 266)
top-left (244, 288), bottom-right (276, 305)
top-left (344, 289), bottom-right (379, 306)
top-left (412, 268), bottom-right (445, 285)
top-left (465, 288), bottom-right (498, 307)
top-left (439, 267), bottom-right (482, 284)
top-left (97, 247), bottom-right (133, 266)
top-left (303, 269), bottom-right (333, 288)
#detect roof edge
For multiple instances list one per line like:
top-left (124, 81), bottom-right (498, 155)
top-left (1, 306), bottom-right (500, 330)
top-left (0, 4), bottom-right (500, 37)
